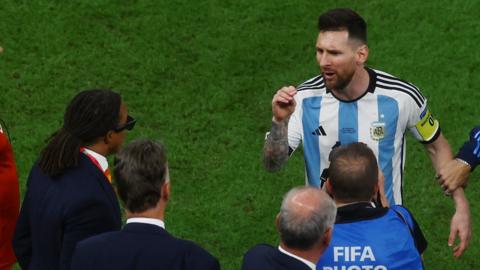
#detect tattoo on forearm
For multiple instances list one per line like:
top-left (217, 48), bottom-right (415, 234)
top-left (263, 119), bottom-right (290, 171)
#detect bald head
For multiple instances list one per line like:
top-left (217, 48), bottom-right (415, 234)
top-left (278, 187), bottom-right (336, 250)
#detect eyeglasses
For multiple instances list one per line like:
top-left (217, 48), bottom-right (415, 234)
top-left (114, 115), bottom-right (136, 132)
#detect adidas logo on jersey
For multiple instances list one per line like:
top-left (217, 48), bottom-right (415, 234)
top-left (312, 126), bottom-right (327, 136)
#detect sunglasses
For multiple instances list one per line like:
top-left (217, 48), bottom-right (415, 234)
top-left (114, 115), bottom-right (136, 132)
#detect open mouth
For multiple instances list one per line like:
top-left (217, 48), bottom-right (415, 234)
top-left (323, 71), bottom-right (335, 80)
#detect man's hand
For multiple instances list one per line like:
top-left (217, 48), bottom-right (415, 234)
top-left (272, 86), bottom-right (297, 122)
top-left (437, 159), bottom-right (471, 193)
top-left (449, 188), bottom-right (471, 258)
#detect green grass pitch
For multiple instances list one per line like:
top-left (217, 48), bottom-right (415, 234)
top-left (1, 1), bottom-right (479, 269)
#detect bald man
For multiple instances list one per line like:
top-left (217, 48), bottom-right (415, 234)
top-left (242, 187), bottom-right (337, 270)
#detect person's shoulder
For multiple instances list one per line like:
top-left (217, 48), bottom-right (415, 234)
top-left (77, 230), bottom-right (120, 249)
top-left (243, 243), bottom-right (276, 261)
top-left (469, 126), bottom-right (480, 137)
top-left (389, 205), bottom-right (416, 223)
top-left (176, 238), bottom-right (219, 269)
top-left (372, 68), bottom-right (415, 84)
top-left (372, 68), bottom-right (426, 107)
top-left (390, 204), bottom-right (413, 213)
top-left (242, 244), bottom-right (276, 269)
top-left (0, 131), bottom-right (9, 150)
top-left (73, 230), bottom-right (120, 259)
top-left (245, 243), bottom-right (276, 254)
top-left (296, 75), bottom-right (326, 93)
top-left (170, 236), bottom-right (218, 262)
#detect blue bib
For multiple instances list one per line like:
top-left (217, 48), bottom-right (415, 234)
top-left (317, 206), bottom-right (423, 270)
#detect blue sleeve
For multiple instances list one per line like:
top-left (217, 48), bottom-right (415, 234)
top-left (456, 126), bottom-right (480, 171)
top-left (391, 205), bottom-right (427, 254)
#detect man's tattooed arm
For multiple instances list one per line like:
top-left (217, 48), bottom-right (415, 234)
top-left (263, 119), bottom-right (290, 172)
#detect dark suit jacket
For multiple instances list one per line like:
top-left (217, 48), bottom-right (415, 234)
top-left (71, 222), bottom-right (220, 270)
top-left (13, 154), bottom-right (121, 270)
top-left (242, 244), bottom-right (312, 270)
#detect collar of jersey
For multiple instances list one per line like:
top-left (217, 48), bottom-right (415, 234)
top-left (326, 66), bottom-right (377, 103)
top-left (335, 201), bottom-right (388, 224)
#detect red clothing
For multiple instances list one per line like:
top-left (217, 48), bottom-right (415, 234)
top-left (0, 132), bottom-right (19, 269)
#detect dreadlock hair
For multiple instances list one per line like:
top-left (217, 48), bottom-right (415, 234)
top-left (38, 89), bottom-right (122, 177)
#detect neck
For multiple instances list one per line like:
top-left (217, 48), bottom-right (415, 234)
top-left (280, 242), bottom-right (321, 265)
top-left (335, 200), bottom-right (372, 207)
top-left (84, 144), bottom-right (109, 157)
top-left (126, 202), bottom-right (166, 221)
top-left (331, 66), bottom-right (369, 100)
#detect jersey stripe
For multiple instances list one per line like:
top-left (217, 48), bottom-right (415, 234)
top-left (376, 73), bottom-right (425, 102)
top-left (376, 84), bottom-right (423, 108)
top-left (289, 68), bottom-right (426, 205)
top-left (298, 75), bottom-right (323, 87)
top-left (377, 72), bottom-right (425, 99)
top-left (302, 96), bottom-right (322, 187)
top-left (297, 84), bottom-right (325, 92)
top-left (297, 76), bottom-right (324, 92)
top-left (377, 95), bottom-right (399, 206)
top-left (302, 74), bottom-right (322, 83)
top-left (399, 133), bottom-right (406, 205)
top-left (338, 102), bottom-right (359, 145)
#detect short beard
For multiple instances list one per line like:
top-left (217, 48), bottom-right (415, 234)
top-left (325, 73), bottom-right (353, 91)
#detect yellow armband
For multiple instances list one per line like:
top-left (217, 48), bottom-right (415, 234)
top-left (415, 109), bottom-right (439, 141)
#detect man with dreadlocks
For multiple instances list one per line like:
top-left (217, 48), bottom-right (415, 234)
top-left (13, 89), bottom-right (136, 270)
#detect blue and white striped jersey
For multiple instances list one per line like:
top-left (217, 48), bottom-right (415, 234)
top-left (288, 67), bottom-right (440, 205)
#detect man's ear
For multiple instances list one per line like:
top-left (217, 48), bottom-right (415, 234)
top-left (355, 44), bottom-right (369, 65)
top-left (326, 178), bottom-right (334, 198)
top-left (374, 182), bottom-right (379, 195)
top-left (322, 227), bottom-right (333, 249)
top-left (104, 130), bottom-right (115, 145)
top-left (275, 213), bottom-right (281, 232)
top-left (161, 182), bottom-right (171, 202)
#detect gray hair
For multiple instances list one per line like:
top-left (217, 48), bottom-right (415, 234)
top-left (278, 186), bottom-right (336, 250)
top-left (114, 139), bottom-right (168, 213)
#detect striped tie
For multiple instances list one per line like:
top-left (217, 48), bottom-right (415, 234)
top-left (104, 168), bottom-right (112, 183)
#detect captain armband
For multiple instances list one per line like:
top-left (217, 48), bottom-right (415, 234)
top-left (413, 109), bottom-right (440, 143)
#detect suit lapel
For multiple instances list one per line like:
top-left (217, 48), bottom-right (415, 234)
top-left (81, 154), bottom-right (121, 221)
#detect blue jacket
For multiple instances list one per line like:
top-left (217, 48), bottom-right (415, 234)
top-left (317, 203), bottom-right (426, 270)
top-left (13, 154), bottom-right (121, 270)
top-left (71, 222), bottom-right (220, 270)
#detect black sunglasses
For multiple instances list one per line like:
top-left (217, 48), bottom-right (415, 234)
top-left (114, 115), bottom-right (136, 132)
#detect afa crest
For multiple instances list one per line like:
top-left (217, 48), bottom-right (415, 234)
top-left (370, 122), bottom-right (385, 141)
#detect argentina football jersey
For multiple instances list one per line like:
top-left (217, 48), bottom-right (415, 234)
top-left (288, 67), bottom-right (440, 205)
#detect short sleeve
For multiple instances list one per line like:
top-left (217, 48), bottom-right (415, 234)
top-left (407, 98), bottom-right (441, 144)
top-left (287, 95), bottom-right (303, 153)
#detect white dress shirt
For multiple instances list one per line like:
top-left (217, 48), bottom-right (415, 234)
top-left (126, 217), bottom-right (165, 229)
top-left (278, 246), bottom-right (316, 270)
top-left (82, 148), bottom-right (109, 173)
